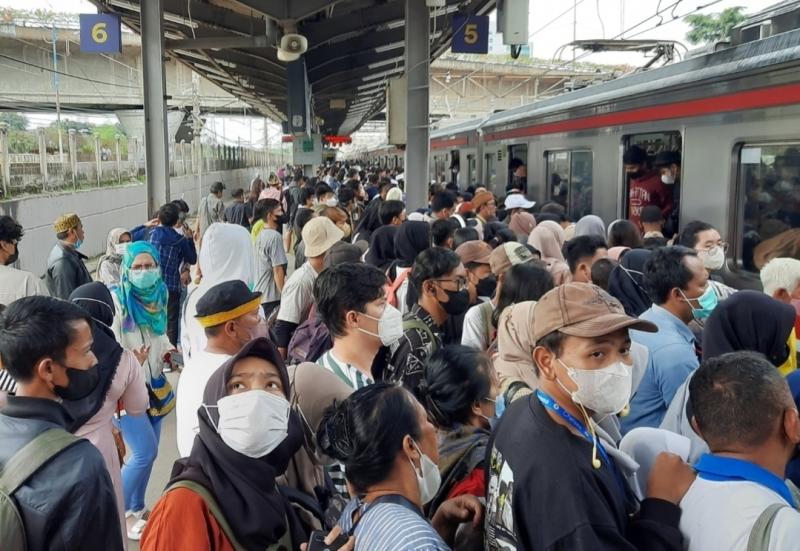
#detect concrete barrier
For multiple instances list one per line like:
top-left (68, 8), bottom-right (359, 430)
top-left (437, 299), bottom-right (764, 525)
top-left (0, 167), bottom-right (262, 278)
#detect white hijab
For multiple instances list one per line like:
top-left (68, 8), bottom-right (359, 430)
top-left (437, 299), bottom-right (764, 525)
top-left (180, 223), bottom-right (256, 358)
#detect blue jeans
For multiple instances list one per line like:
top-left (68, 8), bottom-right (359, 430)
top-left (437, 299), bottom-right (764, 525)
top-left (120, 414), bottom-right (162, 513)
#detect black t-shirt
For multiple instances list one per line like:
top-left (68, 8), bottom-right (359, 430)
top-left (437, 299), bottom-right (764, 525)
top-left (484, 395), bottom-right (683, 551)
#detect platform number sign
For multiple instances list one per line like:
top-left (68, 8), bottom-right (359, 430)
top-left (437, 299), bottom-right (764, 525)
top-left (451, 15), bottom-right (489, 54)
top-left (79, 14), bottom-right (122, 54)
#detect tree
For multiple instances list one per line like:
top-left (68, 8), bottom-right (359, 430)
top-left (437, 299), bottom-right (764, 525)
top-left (0, 112), bottom-right (28, 131)
top-left (685, 7), bottom-right (746, 45)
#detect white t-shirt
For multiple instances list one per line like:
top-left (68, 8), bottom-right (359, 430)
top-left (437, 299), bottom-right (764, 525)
top-left (175, 349), bottom-right (231, 457)
top-left (461, 300), bottom-right (494, 351)
top-left (276, 261), bottom-right (318, 324)
top-left (680, 476), bottom-right (800, 551)
top-left (0, 264), bottom-right (49, 306)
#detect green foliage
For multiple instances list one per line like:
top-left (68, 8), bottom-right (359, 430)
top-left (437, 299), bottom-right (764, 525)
top-left (7, 130), bottom-right (36, 153)
top-left (0, 113), bottom-right (28, 131)
top-left (685, 7), bottom-right (747, 45)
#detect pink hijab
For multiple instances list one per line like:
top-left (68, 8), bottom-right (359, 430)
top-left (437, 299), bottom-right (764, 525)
top-left (528, 221), bottom-right (571, 285)
top-left (509, 211), bottom-right (536, 239)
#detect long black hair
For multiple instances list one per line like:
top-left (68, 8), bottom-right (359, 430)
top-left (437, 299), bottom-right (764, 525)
top-left (492, 262), bottom-right (554, 327)
top-left (317, 383), bottom-right (421, 494)
top-left (421, 345), bottom-right (493, 429)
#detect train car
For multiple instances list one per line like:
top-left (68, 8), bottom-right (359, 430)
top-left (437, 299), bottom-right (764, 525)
top-left (361, 144), bottom-right (405, 171)
top-left (431, 25), bottom-right (800, 288)
top-left (430, 118), bottom-right (482, 189)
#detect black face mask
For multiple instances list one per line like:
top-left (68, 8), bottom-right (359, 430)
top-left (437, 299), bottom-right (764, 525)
top-left (54, 363), bottom-right (100, 401)
top-left (439, 288), bottom-right (471, 316)
top-left (627, 170), bottom-right (642, 179)
top-left (275, 213), bottom-right (289, 225)
top-left (476, 275), bottom-right (498, 298)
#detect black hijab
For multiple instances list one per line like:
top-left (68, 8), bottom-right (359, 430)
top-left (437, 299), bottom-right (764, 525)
top-left (64, 282), bottom-right (123, 431)
top-left (366, 225), bottom-right (399, 272)
top-left (170, 338), bottom-right (306, 550)
top-left (607, 249), bottom-right (653, 317)
top-left (703, 290), bottom-right (796, 365)
top-left (395, 220), bottom-right (431, 267)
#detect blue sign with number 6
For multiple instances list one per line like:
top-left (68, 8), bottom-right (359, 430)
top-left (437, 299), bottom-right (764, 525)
top-left (79, 14), bottom-right (122, 53)
top-left (451, 15), bottom-right (489, 54)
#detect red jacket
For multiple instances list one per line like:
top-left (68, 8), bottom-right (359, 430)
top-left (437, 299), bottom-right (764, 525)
top-left (628, 171), bottom-right (674, 229)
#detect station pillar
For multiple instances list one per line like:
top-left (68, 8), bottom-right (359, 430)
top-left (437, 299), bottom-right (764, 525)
top-left (404, 0), bottom-right (430, 212)
top-left (141, 0), bottom-right (171, 216)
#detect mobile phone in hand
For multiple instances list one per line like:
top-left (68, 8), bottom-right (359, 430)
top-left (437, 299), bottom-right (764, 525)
top-left (306, 530), bottom-right (349, 551)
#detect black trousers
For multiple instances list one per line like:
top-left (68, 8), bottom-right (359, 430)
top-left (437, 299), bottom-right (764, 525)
top-left (167, 289), bottom-right (181, 347)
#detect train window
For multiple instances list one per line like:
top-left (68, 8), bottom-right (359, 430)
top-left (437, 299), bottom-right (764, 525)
top-left (737, 143), bottom-right (800, 273)
top-left (485, 152), bottom-right (496, 191)
top-left (623, 132), bottom-right (682, 233)
top-left (545, 150), bottom-right (593, 220)
top-left (508, 144), bottom-right (528, 193)
top-left (467, 154), bottom-right (476, 187)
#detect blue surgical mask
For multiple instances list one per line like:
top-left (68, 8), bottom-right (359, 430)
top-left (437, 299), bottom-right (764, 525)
top-left (129, 267), bottom-right (161, 289)
top-left (680, 286), bottom-right (718, 320)
top-left (75, 239), bottom-right (83, 249)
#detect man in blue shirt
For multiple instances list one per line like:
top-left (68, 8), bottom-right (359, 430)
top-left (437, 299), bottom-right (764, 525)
top-left (622, 246), bottom-right (709, 433)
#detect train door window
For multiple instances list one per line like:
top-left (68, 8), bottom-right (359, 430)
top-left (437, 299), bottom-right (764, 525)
top-left (508, 144), bottom-right (528, 192)
top-left (485, 152), bottom-right (496, 191)
top-left (545, 150), bottom-right (594, 220)
top-left (467, 154), bottom-right (476, 187)
top-left (736, 143), bottom-right (800, 273)
top-left (622, 132), bottom-right (682, 233)
top-left (449, 150), bottom-right (460, 186)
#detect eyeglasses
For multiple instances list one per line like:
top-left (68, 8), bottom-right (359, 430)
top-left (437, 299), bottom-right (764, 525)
top-left (433, 277), bottom-right (468, 291)
top-left (699, 242), bottom-right (729, 254)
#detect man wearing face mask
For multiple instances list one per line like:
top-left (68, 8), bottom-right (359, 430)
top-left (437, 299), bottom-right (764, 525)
top-left (621, 246), bottom-right (709, 434)
top-left (46, 213), bottom-right (92, 300)
top-left (677, 220), bottom-right (737, 301)
top-left (485, 283), bottom-right (693, 551)
top-left (0, 296), bottom-right (123, 550)
top-left (679, 351), bottom-right (800, 550)
top-left (625, 146), bottom-right (673, 233)
top-left (253, 198), bottom-right (289, 320)
top-left (0, 214), bottom-right (49, 306)
top-left (444, 240), bottom-right (496, 345)
top-left (385, 248), bottom-right (469, 396)
top-left (175, 280), bottom-right (266, 458)
top-left (654, 151), bottom-right (682, 237)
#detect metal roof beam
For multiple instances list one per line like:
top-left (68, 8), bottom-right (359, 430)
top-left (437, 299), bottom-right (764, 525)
top-left (300, 0), bottom-right (405, 48)
top-left (160, 0), bottom-right (261, 35)
top-left (230, 0), bottom-right (347, 21)
top-left (166, 34), bottom-right (270, 49)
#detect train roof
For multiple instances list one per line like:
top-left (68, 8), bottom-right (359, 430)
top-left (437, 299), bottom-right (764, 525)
top-left (441, 28), bottom-right (800, 134)
top-left (430, 118), bottom-right (484, 139)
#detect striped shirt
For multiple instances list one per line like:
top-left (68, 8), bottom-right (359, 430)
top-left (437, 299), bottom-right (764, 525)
top-left (0, 369), bottom-right (17, 394)
top-left (318, 350), bottom-right (374, 497)
top-left (339, 497), bottom-right (450, 551)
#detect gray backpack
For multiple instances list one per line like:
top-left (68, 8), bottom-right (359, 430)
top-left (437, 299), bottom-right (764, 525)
top-left (0, 429), bottom-right (79, 551)
top-left (747, 481), bottom-right (800, 551)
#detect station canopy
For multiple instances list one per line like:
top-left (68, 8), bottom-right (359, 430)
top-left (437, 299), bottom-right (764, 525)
top-left (90, 0), bottom-right (495, 136)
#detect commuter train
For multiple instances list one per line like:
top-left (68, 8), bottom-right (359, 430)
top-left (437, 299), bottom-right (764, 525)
top-left (420, 24), bottom-right (800, 289)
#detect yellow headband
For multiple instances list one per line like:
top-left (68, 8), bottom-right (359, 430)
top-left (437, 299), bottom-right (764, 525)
top-left (196, 296), bottom-right (261, 328)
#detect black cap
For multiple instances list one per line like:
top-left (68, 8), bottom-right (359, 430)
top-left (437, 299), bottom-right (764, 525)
top-left (654, 150), bottom-right (681, 168)
top-left (195, 280), bottom-right (262, 327)
top-left (210, 181), bottom-right (226, 193)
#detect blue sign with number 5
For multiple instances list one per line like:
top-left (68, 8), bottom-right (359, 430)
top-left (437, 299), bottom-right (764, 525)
top-left (451, 15), bottom-right (489, 54)
top-left (79, 14), bottom-right (122, 53)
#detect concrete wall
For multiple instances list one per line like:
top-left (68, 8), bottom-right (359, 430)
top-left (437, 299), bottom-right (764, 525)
top-left (0, 167), bottom-right (261, 277)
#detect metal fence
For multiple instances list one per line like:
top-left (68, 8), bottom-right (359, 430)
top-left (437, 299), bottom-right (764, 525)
top-left (0, 123), bottom-right (279, 199)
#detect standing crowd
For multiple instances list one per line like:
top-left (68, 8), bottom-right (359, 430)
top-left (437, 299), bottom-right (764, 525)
top-left (1, 156), bottom-right (800, 551)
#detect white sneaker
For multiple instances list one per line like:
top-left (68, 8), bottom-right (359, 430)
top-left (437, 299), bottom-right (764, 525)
top-left (125, 509), bottom-right (148, 541)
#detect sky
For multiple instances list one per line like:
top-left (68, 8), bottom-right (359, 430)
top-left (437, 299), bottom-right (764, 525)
top-left (0, 0), bottom-right (781, 142)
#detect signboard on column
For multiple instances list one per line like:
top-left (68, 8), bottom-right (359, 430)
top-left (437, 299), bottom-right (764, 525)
top-left (79, 14), bottom-right (122, 53)
top-left (451, 15), bottom-right (489, 54)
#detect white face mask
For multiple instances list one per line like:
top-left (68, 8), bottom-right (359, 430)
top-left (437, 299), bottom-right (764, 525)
top-left (205, 390), bottom-right (290, 458)
top-left (661, 172), bottom-right (675, 185)
top-left (408, 440), bottom-right (441, 504)
top-left (114, 242), bottom-right (130, 255)
top-left (700, 246), bottom-right (725, 271)
top-left (325, 197), bottom-right (339, 207)
top-left (357, 304), bottom-right (404, 346)
top-left (556, 358), bottom-right (632, 416)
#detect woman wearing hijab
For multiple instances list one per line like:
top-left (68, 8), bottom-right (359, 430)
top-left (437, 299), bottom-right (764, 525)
top-left (660, 291), bottom-right (798, 462)
top-left (508, 211), bottom-right (536, 242)
top-left (181, 223), bottom-right (256, 360)
top-left (574, 214), bottom-right (606, 239)
top-left (607, 219), bottom-right (644, 249)
top-left (97, 227), bottom-right (132, 289)
top-left (493, 301), bottom-right (539, 405)
top-left (607, 249), bottom-right (653, 317)
top-left (366, 225), bottom-right (399, 273)
top-left (527, 221), bottom-right (571, 285)
top-left (112, 241), bottom-right (175, 539)
top-left (141, 338), bottom-right (307, 551)
top-left (66, 282), bottom-right (150, 549)
top-left (393, 220), bottom-right (432, 313)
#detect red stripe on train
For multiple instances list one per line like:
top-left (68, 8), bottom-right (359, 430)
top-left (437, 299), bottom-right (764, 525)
top-left (430, 136), bottom-right (470, 149)
top-left (482, 82), bottom-right (800, 142)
